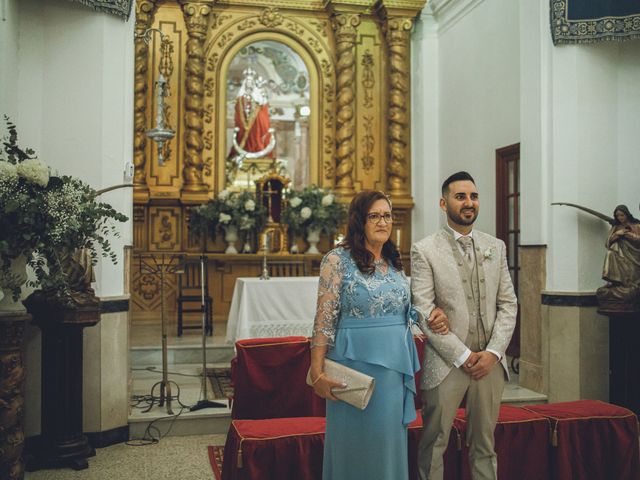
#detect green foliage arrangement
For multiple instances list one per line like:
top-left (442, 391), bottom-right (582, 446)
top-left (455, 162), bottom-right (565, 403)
top-left (188, 189), bottom-right (267, 241)
top-left (0, 117), bottom-right (128, 302)
top-left (281, 186), bottom-right (347, 236)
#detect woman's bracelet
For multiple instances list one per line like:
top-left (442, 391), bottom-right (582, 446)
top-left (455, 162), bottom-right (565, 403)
top-left (311, 372), bottom-right (326, 385)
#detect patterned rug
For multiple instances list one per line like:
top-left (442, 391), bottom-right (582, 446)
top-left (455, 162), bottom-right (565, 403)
top-left (205, 367), bottom-right (233, 400)
top-left (207, 445), bottom-right (224, 480)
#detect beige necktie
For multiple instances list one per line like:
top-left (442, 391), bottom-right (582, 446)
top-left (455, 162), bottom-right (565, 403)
top-left (457, 236), bottom-right (474, 267)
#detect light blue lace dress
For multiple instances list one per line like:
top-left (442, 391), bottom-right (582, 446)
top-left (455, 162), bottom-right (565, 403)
top-left (312, 247), bottom-right (420, 480)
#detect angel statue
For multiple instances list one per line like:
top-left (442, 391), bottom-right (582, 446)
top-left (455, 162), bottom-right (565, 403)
top-left (553, 202), bottom-right (640, 312)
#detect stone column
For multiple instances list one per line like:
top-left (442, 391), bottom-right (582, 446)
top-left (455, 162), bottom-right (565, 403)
top-left (179, 1), bottom-right (215, 193)
top-left (331, 13), bottom-right (360, 196)
top-left (383, 17), bottom-right (413, 198)
top-left (133, 0), bottom-right (159, 198)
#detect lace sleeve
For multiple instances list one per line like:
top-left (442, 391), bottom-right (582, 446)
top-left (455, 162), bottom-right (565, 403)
top-left (311, 251), bottom-right (343, 348)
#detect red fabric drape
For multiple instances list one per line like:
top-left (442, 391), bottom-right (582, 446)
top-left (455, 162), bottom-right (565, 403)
top-left (524, 400), bottom-right (640, 480)
top-left (231, 337), bottom-right (325, 419)
top-left (222, 418), bottom-right (326, 480)
top-left (227, 97), bottom-right (273, 161)
top-left (454, 405), bottom-right (550, 480)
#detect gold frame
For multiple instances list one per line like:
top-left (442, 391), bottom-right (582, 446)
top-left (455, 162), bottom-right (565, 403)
top-left (206, 14), bottom-right (336, 194)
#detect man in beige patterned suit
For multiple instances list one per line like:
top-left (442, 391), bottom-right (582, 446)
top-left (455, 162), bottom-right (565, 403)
top-left (411, 171), bottom-right (517, 480)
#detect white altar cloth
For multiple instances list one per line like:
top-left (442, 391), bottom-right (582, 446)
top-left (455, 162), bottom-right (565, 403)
top-left (225, 277), bottom-right (319, 344)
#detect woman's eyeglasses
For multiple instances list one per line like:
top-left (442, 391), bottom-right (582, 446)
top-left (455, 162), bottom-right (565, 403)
top-left (367, 212), bottom-right (393, 224)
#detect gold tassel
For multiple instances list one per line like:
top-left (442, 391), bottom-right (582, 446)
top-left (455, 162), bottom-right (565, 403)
top-left (456, 430), bottom-right (462, 451)
top-left (551, 425), bottom-right (558, 447)
top-left (237, 446), bottom-right (243, 468)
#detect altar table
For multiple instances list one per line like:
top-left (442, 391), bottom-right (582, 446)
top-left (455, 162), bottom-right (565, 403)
top-left (225, 277), bottom-right (319, 344)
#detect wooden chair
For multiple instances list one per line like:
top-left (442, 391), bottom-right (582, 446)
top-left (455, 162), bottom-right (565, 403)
top-left (268, 260), bottom-right (307, 277)
top-left (176, 258), bottom-right (212, 336)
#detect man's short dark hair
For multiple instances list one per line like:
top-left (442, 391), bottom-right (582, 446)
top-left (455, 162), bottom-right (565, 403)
top-left (441, 171), bottom-right (475, 196)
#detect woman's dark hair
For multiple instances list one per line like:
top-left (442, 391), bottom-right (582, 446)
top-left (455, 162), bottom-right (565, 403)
top-left (613, 204), bottom-right (640, 225)
top-left (338, 190), bottom-right (403, 275)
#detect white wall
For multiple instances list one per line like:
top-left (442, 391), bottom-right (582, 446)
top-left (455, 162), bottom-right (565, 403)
top-left (519, 0), bottom-right (640, 291)
top-left (411, 0), bottom-right (521, 239)
top-left (5, 0), bottom-right (134, 436)
top-left (15, 0), bottom-right (134, 297)
top-left (411, 7), bottom-right (441, 241)
top-left (0, 0), bottom-right (20, 119)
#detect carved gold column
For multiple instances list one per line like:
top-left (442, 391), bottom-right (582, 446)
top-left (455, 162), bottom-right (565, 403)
top-left (179, 1), bottom-right (214, 194)
top-left (0, 313), bottom-right (28, 480)
top-left (331, 13), bottom-right (360, 196)
top-left (133, 0), bottom-right (158, 200)
top-left (383, 17), bottom-right (413, 198)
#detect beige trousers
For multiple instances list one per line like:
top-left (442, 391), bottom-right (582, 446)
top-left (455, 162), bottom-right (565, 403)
top-left (417, 365), bottom-right (505, 480)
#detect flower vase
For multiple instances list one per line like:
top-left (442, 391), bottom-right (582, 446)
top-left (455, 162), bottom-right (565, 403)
top-left (0, 255), bottom-right (28, 313)
top-left (306, 228), bottom-right (321, 254)
top-left (224, 226), bottom-right (239, 254)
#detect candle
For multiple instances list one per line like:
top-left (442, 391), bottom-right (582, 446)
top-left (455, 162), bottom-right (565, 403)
top-left (396, 228), bottom-right (401, 248)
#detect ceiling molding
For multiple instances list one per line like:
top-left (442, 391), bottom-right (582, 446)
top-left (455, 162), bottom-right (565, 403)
top-left (426, 0), bottom-right (486, 34)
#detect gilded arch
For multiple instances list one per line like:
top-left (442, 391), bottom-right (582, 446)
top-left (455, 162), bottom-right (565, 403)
top-left (202, 11), bottom-right (337, 193)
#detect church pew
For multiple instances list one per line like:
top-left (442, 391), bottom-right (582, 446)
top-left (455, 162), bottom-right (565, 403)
top-left (523, 400), bottom-right (640, 480)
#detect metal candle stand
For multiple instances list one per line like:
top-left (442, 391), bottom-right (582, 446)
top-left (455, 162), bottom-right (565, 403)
top-left (138, 254), bottom-right (182, 415)
top-left (190, 253), bottom-right (226, 411)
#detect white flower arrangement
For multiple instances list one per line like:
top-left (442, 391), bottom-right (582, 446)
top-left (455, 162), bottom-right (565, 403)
top-left (483, 247), bottom-right (495, 260)
top-left (300, 206), bottom-right (312, 220)
top-left (0, 160), bottom-right (18, 180)
top-left (321, 194), bottom-right (334, 206)
top-left (16, 158), bottom-right (49, 187)
top-left (0, 116), bottom-right (128, 303)
top-left (189, 190), bottom-right (267, 243)
top-left (281, 186), bottom-right (347, 238)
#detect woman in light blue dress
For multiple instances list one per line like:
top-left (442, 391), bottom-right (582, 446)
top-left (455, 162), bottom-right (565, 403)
top-left (310, 191), bottom-right (449, 480)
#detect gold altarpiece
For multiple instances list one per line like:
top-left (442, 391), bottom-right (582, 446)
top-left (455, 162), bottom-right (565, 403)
top-left (132, 0), bottom-right (426, 322)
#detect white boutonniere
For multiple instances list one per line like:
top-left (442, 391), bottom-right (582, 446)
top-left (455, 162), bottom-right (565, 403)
top-left (483, 247), bottom-right (495, 260)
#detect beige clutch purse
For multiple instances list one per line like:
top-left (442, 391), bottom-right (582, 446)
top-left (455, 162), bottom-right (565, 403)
top-left (306, 358), bottom-right (375, 410)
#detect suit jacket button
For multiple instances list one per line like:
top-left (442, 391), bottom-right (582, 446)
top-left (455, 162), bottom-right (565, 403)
top-left (481, 295), bottom-right (486, 299)
top-left (462, 279), bottom-right (467, 283)
top-left (458, 262), bottom-right (463, 266)
top-left (467, 294), bottom-right (472, 299)
top-left (480, 278), bottom-right (485, 283)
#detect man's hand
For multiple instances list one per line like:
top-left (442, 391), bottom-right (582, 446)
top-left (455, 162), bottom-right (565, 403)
top-left (461, 351), bottom-right (480, 373)
top-left (427, 307), bottom-right (450, 335)
top-left (466, 351), bottom-right (499, 380)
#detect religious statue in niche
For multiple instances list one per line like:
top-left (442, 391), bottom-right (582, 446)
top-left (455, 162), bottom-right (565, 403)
top-left (553, 202), bottom-right (640, 312)
top-left (224, 41), bottom-right (311, 190)
top-left (226, 67), bottom-right (276, 184)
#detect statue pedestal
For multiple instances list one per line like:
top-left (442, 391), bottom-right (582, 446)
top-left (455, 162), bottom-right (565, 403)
top-left (24, 295), bottom-right (100, 471)
top-left (0, 311), bottom-right (29, 480)
top-left (601, 310), bottom-right (640, 415)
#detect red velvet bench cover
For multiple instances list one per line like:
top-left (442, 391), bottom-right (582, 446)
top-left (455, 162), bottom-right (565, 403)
top-left (523, 400), bottom-right (640, 480)
top-left (221, 412), bottom-right (462, 480)
top-left (454, 405), bottom-right (550, 480)
top-left (231, 337), bottom-right (325, 419)
top-left (222, 417), bottom-right (326, 480)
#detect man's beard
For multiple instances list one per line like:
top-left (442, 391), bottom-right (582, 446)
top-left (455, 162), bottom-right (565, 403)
top-left (448, 208), bottom-right (477, 226)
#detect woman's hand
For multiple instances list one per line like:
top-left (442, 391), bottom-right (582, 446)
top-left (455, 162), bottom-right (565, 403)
top-left (427, 307), bottom-right (450, 335)
top-left (311, 373), bottom-right (347, 401)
